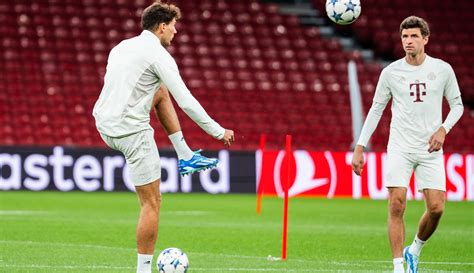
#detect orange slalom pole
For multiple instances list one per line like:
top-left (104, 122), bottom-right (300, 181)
top-left (256, 134), bottom-right (266, 214)
top-left (282, 134), bottom-right (291, 260)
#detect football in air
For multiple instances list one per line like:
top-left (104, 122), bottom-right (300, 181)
top-left (326, 0), bottom-right (361, 25)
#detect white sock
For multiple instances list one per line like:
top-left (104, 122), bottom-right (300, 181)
top-left (168, 131), bottom-right (194, 160)
top-left (393, 257), bottom-right (404, 273)
top-left (137, 253), bottom-right (153, 273)
top-left (409, 235), bottom-right (426, 256)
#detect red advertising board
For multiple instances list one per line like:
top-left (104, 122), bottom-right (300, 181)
top-left (256, 151), bottom-right (473, 201)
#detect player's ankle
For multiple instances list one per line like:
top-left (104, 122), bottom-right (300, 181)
top-left (137, 253), bottom-right (153, 273)
top-left (393, 257), bottom-right (404, 273)
top-left (409, 235), bottom-right (425, 256)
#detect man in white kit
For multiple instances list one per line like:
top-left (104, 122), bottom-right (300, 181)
top-left (92, 2), bottom-right (234, 273)
top-left (351, 16), bottom-right (464, 273)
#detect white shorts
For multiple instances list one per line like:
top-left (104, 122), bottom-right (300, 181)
top-left (384, 150), bottom-right (446, 192)
top-left (100, 129), bottom-right (161, 186)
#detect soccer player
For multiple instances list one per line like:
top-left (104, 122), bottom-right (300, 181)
top-left (351, 16), bottom-right (464, 273)
top-left (92, 2), bottom-right (234, 273)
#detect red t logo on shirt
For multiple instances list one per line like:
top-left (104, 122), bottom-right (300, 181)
top-left (409, 81), bottom-right (427, 102)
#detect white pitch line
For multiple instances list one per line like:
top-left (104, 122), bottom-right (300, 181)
top-left (3, 212), bottom-right (470, 237)
top-left (192, 269), bottom-right (390, 272)
top-left (2, 264), bottom-right (468, 273)
top-left (366, 260), bottom-right (474, 266)
top-left (0, 210), bottom-right (48, 215)
top-left (2, 240), bottom-right (473, 267)
top-left (2, 264), bottom-right (134, 270)
top-left (189, 252), bottom-right (474, 266)
top-left (161, 210), bottom-right (213, 216)
top-left (0, 240), bottom-right (133, 252)
top-left (0, 264), bottom-right (368, 272)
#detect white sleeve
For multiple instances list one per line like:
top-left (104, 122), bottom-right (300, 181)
top-left (151, 60), bottom-right (225, 140)
top-left (357, 69), bottom-right (391, 147)
top-left (372, 69), bottom-right (392, 104)
top-left (442, 96), bottom-right (464, 134)
top-left (443, 64), bottom-right (461, 100)
top-left (356, 101), bottom-right (388, 147)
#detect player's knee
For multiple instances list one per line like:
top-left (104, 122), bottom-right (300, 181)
top-left (389, 198), bottom-right (406, 216)
top-left (427, 203), bottom-right (444, 219)
top-left (141, 195), bottom-right (161, 213)
top-left (156, 193), bottom-right (162, 208)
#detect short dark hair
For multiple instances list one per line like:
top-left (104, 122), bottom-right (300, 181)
top-left (400, 16), bottom-right (430, 37)
top-left (141, 2), bottom-right (181, 31)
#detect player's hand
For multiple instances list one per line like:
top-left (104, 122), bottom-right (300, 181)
top-left (428, 127), bottom-right (446, 153)
top-left (221, 129), bottom-right (234, 148)
top-left (351, 145), bottom-right (365, 176)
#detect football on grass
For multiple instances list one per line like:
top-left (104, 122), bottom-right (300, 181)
top-left (157, 247), bottom-right (189, 273)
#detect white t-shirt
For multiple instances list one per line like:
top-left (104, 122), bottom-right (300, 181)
top-left (373, 55), bottom-right (461, 154)
top-left (93, 30), bottom-right (225, 139)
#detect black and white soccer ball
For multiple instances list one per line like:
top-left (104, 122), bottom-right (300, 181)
top-left (326, 0), bottom-right (362, 25)
top-left (156, 247), bottom-right (189, 273)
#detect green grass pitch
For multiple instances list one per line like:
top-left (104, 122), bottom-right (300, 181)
top-left (0, 192), bottom-right (472, 272)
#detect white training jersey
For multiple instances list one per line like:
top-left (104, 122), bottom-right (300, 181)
top-left (374, 55), bottom-right (461, 154)
top-left (93, 30), bottom-right (225, 139)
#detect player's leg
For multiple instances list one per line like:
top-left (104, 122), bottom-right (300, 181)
top-left (385, 151), bottom-right (415, 273)
top-left (108, 129), bottom-right (162, 273)
top-left (413, 153), bottom-right (446, 243)
top-left (136, 181), bottom-right (161, 253)
top-left (417, 189), bottom-right (445, 240)
top-left (405, 153), bottom-right (446, 273)
top-left (135, 180), bottom-right (161, 273)
top-left (153, 85), bottom-right (194, 159)
top-left (152, 85), bottom-right (181, 135)
top-left (152, 85), bottom-right (218, 175)
top-left (388, 187), bottom-right (407, 259)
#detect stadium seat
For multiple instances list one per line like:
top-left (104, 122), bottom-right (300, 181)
top-left (1, 0), bottom-right (472, 152)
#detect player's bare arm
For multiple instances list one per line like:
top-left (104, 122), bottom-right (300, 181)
top-left (352, 144), bottom-right (365, 176)
top-left (428, 126), bottom-right (446, 153)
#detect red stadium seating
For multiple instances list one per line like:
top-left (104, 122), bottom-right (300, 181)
top-left (1, 0), bottom-right (472, 153)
